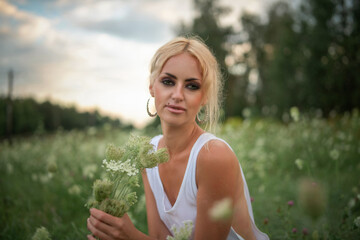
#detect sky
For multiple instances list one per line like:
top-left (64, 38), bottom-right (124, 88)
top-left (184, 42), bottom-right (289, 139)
top-left (0, 0), bottom-right (279, 128)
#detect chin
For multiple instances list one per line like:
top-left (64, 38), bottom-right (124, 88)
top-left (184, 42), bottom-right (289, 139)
top-left (160, 114), bottom-right (192, 127)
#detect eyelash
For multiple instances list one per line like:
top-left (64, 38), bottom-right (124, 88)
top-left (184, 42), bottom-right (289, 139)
top-left (161, 78), bottom-right (174, 86)
top-left (161, 78), bottom-right (200, 90)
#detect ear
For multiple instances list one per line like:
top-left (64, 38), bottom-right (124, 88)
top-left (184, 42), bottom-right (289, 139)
top-left (149, 84), bottom-right (154, 97)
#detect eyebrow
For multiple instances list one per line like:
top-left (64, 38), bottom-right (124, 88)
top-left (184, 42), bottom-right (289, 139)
top-left (165, 72), bottom-right (200, 81)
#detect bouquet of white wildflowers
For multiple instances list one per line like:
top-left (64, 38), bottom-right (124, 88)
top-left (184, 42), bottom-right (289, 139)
top-left (86, 134), bottom-right (168, 217)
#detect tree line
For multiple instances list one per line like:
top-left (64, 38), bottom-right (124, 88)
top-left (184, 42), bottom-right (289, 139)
top-left (3, 0), bottom-right (359, 138)
top-left (180, 0), bottom-right (360, 119)
top-left (0, 97), bottom-right (132, 138)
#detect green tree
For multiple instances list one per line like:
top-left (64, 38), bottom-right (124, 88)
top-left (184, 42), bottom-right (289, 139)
top-left (0, 97), bottom-right (130, 137)
top-left (237, 0), bottom-right (360, 118)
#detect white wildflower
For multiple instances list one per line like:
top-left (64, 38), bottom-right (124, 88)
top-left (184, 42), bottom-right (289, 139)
top-left (336, 131), bottom-right (346, 140)
top-left (242, 108), bottom-right (251, 119)
top-left (121, 159), bottom-right (139, 176)
top-left (68, 184), bottom-right (81, 195)
top-left (31, 226), bottom-right (51, 240)
top-left (87, 134), bottom-right (169, 219)
top-left (167, 220), bottom-right (193, 240)
top-left (209, 197), bottom-right (233, 221)
top-left (295, 158), bottom-right (304, 170)
top-left (102, 159), bottom-right (139, 176)
top-left (354, 216), bottom-right (360, 228)
top-left (39, 173), bottom-right (53, 183)
top-left (102, 159), bottom-right (121, 172)
top-left (329, 149), bottom-right (340, 160)
top-left (47, 161), bottom-right (57, 173)
top-left (87, 127), bottom-right (97, 136)
top-left (290, 106), bottom-right (300, 122)
top-left (83, 164), bottom-right (97, 179)
top-left (348, 198), bottom-right (356, 208)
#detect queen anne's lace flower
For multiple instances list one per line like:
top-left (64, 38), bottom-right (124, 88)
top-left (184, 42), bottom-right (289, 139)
top-left (31, 226), bottom-right (51, 240)
top-left (86, 134), bottom-right (169, 218)
top-left (102, 159), bottom-right (139, 176)
top-left (354, 216), bottom-right (360, 228)
top-left (167, 220), bottom-right (193, 240)
top-left (93, 179), bottom-right (113, 202)
top-left (209, 197), bottom-right (233, 221)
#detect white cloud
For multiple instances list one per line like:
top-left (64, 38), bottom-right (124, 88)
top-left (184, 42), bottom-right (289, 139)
top-left (62, 0), bottom-right (175, 42)
top-left (139, 0), bottom-right (194, 25)
top-left (67, 1), bottom-right (129, 22)
top-left (0, 1), bottom-right (54, 42)
top-left (0, 0), bottom-right (169, 127)
top-left (0, 0), bottom-right (290, 128)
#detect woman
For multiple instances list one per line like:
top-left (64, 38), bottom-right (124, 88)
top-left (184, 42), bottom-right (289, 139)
top-left (87, 36), bottom-right (269, 240)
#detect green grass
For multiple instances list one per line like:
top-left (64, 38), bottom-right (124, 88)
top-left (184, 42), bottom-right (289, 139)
top-left (1, 111), bottom-right (360, 239)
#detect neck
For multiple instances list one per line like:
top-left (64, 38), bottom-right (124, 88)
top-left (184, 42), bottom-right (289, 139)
top-left (160, 121), bottom-right (204, 156)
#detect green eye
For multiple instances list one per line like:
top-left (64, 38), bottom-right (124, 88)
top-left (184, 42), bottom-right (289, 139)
top-left (161, 78), bottom-right (174, 86)
top-left (186, 83), bottom-right (200, 90)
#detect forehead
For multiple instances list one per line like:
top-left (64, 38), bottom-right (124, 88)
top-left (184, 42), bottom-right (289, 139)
top-left (160, 53), bottom-right (202, 79)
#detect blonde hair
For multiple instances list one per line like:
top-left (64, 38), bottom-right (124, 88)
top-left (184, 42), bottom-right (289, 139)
top-left (149, 36), bottom-right (223, 132)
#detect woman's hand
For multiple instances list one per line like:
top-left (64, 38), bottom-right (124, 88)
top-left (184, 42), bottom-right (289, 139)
top-left (87, 208), bottom-right (138, 240)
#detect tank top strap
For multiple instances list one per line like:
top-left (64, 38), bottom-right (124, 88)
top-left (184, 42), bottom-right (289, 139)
top-left (186, 132), bottom-right (219, 197)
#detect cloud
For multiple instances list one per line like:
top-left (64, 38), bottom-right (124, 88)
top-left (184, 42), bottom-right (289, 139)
top-left (72, 13), bottom-right (171, 42)
top-left (0, 0), bottom-right (286, 127)
top-left (0, 0), bottom-right (169, 127)
top-left (0, 0), bottom-right (53, 41)
top-left (62, 0), bottom-right (174, 42)
top-left (0, 1), bottom-right (65, 87)
top-left (139, 0), bottom-right (194, 25)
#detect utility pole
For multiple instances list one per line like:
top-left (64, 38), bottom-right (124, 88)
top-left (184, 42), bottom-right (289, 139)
top-left (6, 69), bottom-right (13, 145)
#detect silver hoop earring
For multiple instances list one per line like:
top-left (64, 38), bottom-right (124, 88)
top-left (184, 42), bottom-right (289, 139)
top-left (196, 113), bottom-right (207, 123)
top-left (147, 98), bottom-right (157, 117)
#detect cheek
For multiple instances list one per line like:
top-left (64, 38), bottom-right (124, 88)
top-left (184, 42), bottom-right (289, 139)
top-left (153, 86), bottom-right (168, 105)
top-left (191, 94), bottom-right (205, 110)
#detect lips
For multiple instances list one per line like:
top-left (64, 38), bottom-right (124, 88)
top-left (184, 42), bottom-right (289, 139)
top-left (165, 104), bottom-right (186, 113)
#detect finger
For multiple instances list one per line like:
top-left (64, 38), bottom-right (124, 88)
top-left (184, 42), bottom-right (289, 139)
top-left (90, 208), bottom-right (120, 226)
top-left (87, 234), bottom-right (96, 240)
top-left (89, 215), bottom-right (116, 236)
top-left (87, 217), bottom-right (112, 240)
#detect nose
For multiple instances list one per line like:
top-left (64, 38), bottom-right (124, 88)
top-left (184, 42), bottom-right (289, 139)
top-left (171, 84), bottom-right (184, 102)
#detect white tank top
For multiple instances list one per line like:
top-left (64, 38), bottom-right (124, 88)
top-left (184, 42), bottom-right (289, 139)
top-left (146, 133), bottom-right (269, 240)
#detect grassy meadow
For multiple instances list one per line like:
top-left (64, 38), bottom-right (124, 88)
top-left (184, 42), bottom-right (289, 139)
top-left (1, 111), bottom-right (360, 239)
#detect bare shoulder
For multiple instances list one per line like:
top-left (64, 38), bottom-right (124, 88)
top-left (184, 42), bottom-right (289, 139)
top-left (197, 139), bottom-right (239, 179)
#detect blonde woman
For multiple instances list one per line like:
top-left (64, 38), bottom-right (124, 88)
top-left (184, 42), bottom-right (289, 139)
top-left (87, 36), bottom-right (269, 240)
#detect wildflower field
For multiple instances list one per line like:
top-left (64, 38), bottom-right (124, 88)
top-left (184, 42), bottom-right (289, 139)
top-left (1, 111), bottom-right (360, 239)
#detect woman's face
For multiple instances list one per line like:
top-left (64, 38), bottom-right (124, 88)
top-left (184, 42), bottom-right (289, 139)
top-left (150, 52), bottom-right (205, 127)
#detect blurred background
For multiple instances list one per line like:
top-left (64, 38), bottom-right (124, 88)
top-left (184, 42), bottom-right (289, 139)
top-left (1, 0), bottom-right (359, 134)
top-left (1, 0), bottom-right (360, 239)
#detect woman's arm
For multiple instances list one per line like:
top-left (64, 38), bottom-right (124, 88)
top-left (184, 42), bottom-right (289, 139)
top-left (142, 170), bottom-right (172, 239)
top-left (86, 171), bottom-right (171, 240)
top-left (194, 140), bottom-right (256, 240)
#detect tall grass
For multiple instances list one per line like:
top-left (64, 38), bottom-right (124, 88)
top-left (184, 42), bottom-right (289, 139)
top-left (1, 111), bottom-right (359, 239)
